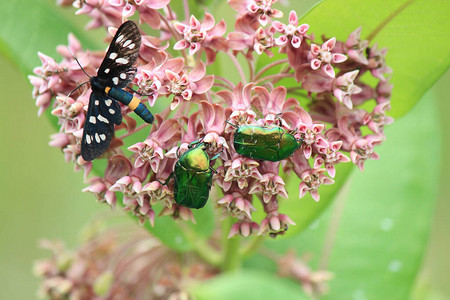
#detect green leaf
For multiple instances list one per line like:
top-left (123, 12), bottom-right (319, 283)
top-left (320, 87), bottom-right (440, 299)
top-left (247, 84), bottom-right (440, 298)
top-left (189, 270), bottom-right (312, 300)
top-left (280, 163), bottom-right (354, 238)
top-left (0, 0), bottom-right (100, 75)
top-left (300, 0), bottom-right (450, 118)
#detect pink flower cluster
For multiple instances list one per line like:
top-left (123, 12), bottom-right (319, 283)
top-left (29, 0), bottom-right (393, 238)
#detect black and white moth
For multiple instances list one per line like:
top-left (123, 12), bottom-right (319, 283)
top-left (81, 20), bottom-right (153, 161)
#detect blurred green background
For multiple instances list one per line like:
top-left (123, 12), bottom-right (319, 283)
top-left (0, 0), bottom-right (448, 299)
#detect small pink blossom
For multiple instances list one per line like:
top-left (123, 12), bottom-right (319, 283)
top-left (229, 220), bottom-right (260, 238)
top-left (333, 70), bottom-right (363, 109)
top-left (314, 138), bottom-right (350, 178)
top-left (345, 27), bottom-right (369, 65)
top-left (222, 156), bottom-right (263, 190)
top-left (162, 62), bottom-right (214, 110)
top-left (174, 13), bottom-right (226, 61)
top-left (309, 37), bottom-right (347, 78)
top-left (350, 135), bottom-right (383, 171)
top-left (272, 10), bottom-right (309, 48)
top-left (299, 169), bottom-right (334, 201)
top-left (289, 107), bottom-right (325, 159)
top-left (128, 118), bottom-right (181, 172)
top-left (229, 0), bottom-right (283, 26)
top-left (259, 212), bottom-right (295, 237)
top-left (249, 172), bottom-right (288, 203)
top-left (367, 43), bottom-right (392, 81)
top-left (217, 192), bottom-right (255, 218)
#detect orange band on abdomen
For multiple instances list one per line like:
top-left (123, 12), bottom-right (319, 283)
top-left (128, 97), bottom-right (140, 110)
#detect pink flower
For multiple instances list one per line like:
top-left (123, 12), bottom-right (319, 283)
top-left (287, 107), bottom-right (325, 159)
top-left (217, 82), bottom-right (257, 133)
top-left (309, 37), bottom-right (347, 78)
top-left (249, 172), bottom-right (288, 203)
top-left (333, 70), bottom-right (363, 109)
top-left (135, 57), bottom-right (184, 107)
top-left (272, 10), bottom-right (309, 48)
top-left (314, 138), bottom-right (350, 178)
top-left (229, 220), bottom-right (260, 238)
top-left (367, 43), bottom-right (392, 80)
top-left (229, 0), bottom-right (283, 26)
top-left (222, 155), bottom-right (263, 190)
top-left (350, 135), bottom-right (383, 171)
top-left (299, 169), bottom-right (334, 201)
top-left (82, 155), bottom-right (132, 208)
top-left (199, 101), bottom-right (228, 155)
top-left (367, 101), bottom-right (394, 134)
top-left (174, 13), bottom-right (226, 61)
top-left (345, 27), bottom-right (369, 65)
top-left (218, 192), bottom-right (255, 218)
top-left (259, 212), bottom-right (295, 237)
top-left (128, 119), bottom-right (181, 172)
top-left (252, 86), bottom-right (298, 125)
top-left (162, 62), bottom-right (214, 110)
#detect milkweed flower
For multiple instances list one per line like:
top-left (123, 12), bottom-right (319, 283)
top-left (31, 0), bottom-right (393, 258)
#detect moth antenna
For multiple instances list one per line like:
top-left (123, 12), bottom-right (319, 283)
top-left (65, 80), bottom-right (89, 101)
top-left (67, 47), bottom-right (91, 79)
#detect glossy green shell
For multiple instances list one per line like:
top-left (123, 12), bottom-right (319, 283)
top-left (173, 145), bottom-right (213, 209)
top-left (233, 125), bottom-right (301, 162)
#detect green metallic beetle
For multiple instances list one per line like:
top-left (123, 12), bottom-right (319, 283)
top-left (168, 141), bottom-right (219, 209)
top-left (232, 124), bottom-right (303, 162)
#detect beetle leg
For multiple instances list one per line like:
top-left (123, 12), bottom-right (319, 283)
top-left (209, 166), bottom-right (218, 174)
top-left (225, 120), bottom-right (238, 128)
top-left (157, 172), bottom-right (174, 186)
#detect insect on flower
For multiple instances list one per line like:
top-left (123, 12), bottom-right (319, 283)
top-left (231, 123), bottom-right (303, 162)
top-left (165, 141), bottom-right (220, 209)
top-left (78, 20), bottom-right (154, 161)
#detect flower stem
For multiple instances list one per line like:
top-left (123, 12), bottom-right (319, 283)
top-left (221, 217), bottom-right (241, 271)
top-left (254, 73), bottom-right (292, 85)
top-left (178, 224), bottom-right (222, 267)
top-left (159, 12), bottom-right (188, 62)
top-left (215, 76), bottom-right (235, 89)
top-left (182, 0), bottom-right (190, 21)
top-left (254, 59), bottom-right (289, 80)
top-left (227, 52), bottom-right (247, 84)
top-left (240, 234), bottom-right (266, 258)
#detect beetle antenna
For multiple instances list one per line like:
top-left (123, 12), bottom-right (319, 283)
top-left (67, 47), bottom-right (92, 79)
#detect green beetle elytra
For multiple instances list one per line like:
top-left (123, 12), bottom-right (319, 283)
top-left (233, 125), bottom-right (302, 162)
top-left (169, 141), bottom-right (218, 209)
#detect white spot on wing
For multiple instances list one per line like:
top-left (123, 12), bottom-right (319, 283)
top-left (112, 77), bottom-right (119, 85)
top-left (95, 133), bottom-right (100, 143)
top-left (86, 135), bottom-right (91, 144)
top-left (109, 52), bottom-right (118, 59)
top-left (89, 116), bottom-right (96, 124)
top-left (100, 134), bottom-right (106, 141)
top-left (123, 39), bottom-right (132, 47)
top-left (105, 99), bottom-right (112, 106)
top-left (116, 58), bottom-right (129, 64)
top-left (104, 68), bottom-right (110, 74)
top-left (120, 73), bottom-right (126, 79)
top-left (98, 115), bottom-right (109, 123)
top-left (116, 34), bottom-right (124, 43)
top-left (94, 100), bottom-right (99, 105)
top-left (109, 108), bottom-right (115, 114)
top-left (128, 43), bottom-right (135, 49)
